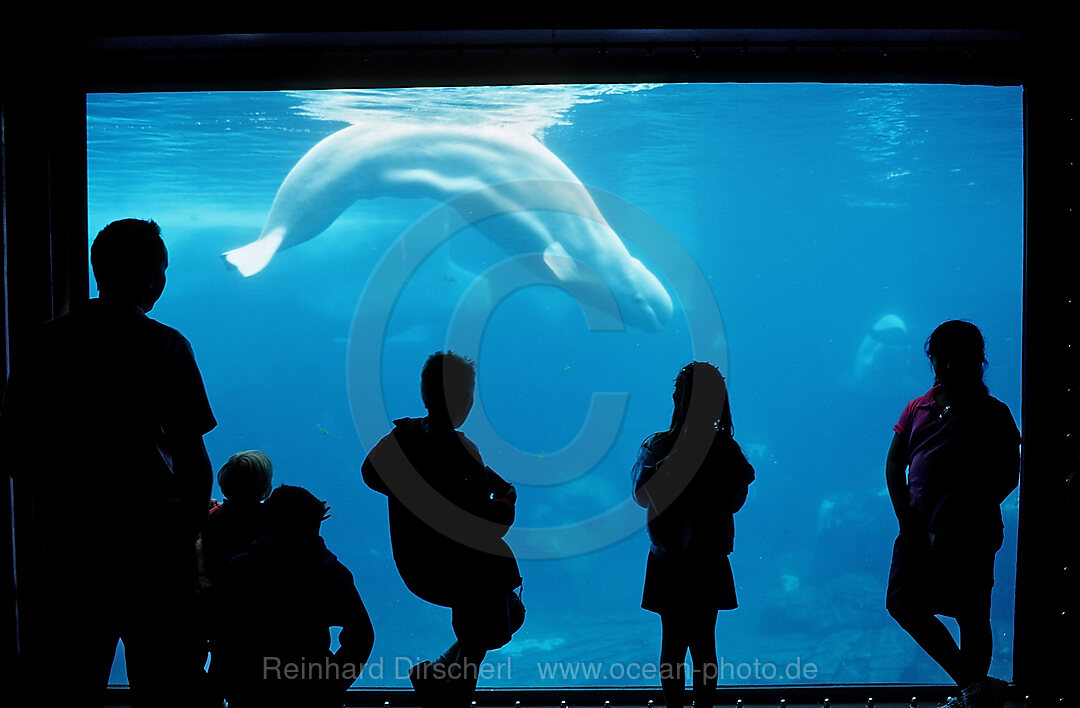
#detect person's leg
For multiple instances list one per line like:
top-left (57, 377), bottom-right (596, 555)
top-left (123, 543), bottom-right (210, 707)
top-left (454, 645), bottom-right (488, 708)
top-left (423, 639), bottom-right (487, 708)
top-left (434, 641), bottom-right (461, 670)
top-left (887, 533), bottom-right (970, 688)
top-left (687, 610), bottom-right (719, 708)
top-left (125, 608), bottom-right (207, 707)
top-left (888, 596), bottom-right (970, 685)
top-left (40, 613), bottom-right (118, 707)
top-left (953, 580), bottom-right (999, 707)
top-left (659, 612), bottom-right (690, 708)
top-left (955, 610), bottom-right (993, 685)
top-left (450, 593), bottom-right (513, 708)
top-left (23, 559), bottom-right (116, 707)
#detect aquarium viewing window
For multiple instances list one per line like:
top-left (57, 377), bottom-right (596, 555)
top-left (86, 82), bottom-right (1023, 689)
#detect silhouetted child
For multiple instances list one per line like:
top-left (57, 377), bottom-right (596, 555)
top-left (633, 362), bottom-right (754, 708)
top-left (885, 321), bottom-right (1019, 708)
top-left (209, 484), bottom-right (374, 708)
top-left (362, 351), bottom-right (524, 708)
top-left (199, 450), bottom-right (274, 588)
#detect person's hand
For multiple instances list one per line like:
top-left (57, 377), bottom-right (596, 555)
top-left (491, 484), bottom-right (517, 510)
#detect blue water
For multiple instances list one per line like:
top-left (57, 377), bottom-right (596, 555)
top-left (86, 83), bottom-right (1024, 688)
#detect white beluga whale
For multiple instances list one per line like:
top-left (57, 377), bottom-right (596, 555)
top-left (854, 313), bottom-right (910, 382)
top-left (224, 122), bottom-right (673, 332)
top-left (842, 313), bottom-right (922, 402)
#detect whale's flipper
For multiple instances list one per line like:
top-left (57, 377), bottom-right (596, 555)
top-left (222, 230), bottom-right (286, 277)
top-left (543, 242), bottom-right (584, 282)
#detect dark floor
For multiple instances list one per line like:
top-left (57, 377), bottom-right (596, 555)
top-left (102, 703), bottom-right (1027, 708)
top-left (100, 690), bottom-right (1029, 708)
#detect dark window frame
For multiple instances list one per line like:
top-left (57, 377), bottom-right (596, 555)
top-left (3, 27), bottom-right (1076, 706)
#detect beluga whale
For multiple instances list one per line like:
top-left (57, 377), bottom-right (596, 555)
top-left (224, 122), bottom-right (674, 332)
top-left (854, 313), bottom-right (909, 382)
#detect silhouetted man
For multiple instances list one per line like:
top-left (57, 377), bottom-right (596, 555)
top-left (2, 219), bottom-right (217, 707)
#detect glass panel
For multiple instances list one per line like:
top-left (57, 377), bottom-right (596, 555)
top-left (87, 84), bottom-right (1023, 688)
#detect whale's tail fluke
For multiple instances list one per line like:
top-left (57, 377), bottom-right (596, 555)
top-left (222, 229), bottom-right (285, 277)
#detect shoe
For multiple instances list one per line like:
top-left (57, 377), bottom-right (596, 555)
top-left (410, 661), bottom-right (439, 708)
top-left (937, 694), bottom-right (967, 708)
top-left (409, 659), bottom-right (431, 683)
top-left (963, 677), bottom-right (1008, 708)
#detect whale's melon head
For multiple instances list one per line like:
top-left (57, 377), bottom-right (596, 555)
top-left (616, 258), bottom-right (673, 333)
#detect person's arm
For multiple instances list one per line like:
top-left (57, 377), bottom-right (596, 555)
top-left (724, 485), bottom-right (748, 515)
top-left (487, 466), bottom-right (516, 508)
top-left (161, 333), bottom-right (215, 537)
top-left (361, 434), bottom-right (394, 496)
top-left (484, 465), bottom-right (516, 503)
top-left (966, 405), bottom-right (1021, 506)
top-left (725, 440), bottom-right (755, 514)
top-left (631, 437), bottom-right (660, 508)
top-left (173, 433), bottom-right (213, 540)
top-left (992, 414), bottom-right (1021, 504)
top-left (995, 438), bottom-right (1021, 504)
top-left (885, 432), bottom-right (912, 533)
top-left (729, 474), bottom-right (751, 514)
top-left (333, 573), bottom-right (376, 692)
top-left (474, 465), bottom-right (516, 533)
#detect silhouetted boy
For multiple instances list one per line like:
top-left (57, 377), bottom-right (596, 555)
top-left (1, 218), bottom-right (216, 707)
top-left (209, 484), bottom-right (374, 708)
top-left (885, 321), bottom-right (1019, 708)
top-left (362, 351), bottom-right (524, 708)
